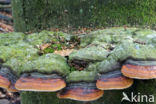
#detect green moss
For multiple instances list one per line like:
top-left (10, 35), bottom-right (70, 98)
top-left (69, 45), bottom-right (109, 61)
top-left (0, 28), bottom-right (155, 78)
top-left (43, 47), bottom-right (55, 54)
top-left (0, 32), bottom-right (25, 46)
top-left (70, 66), bottom-right (77, 72)
top-left (30, 54), bottom-right (70, 76)
top-left (80, 27), bottom-right (156, 48)
top-left (25, 31), bottom-right (71, 46)
top-left (4, 53), bottom-right (70, 76)
top-left (26, 30), bottom-right (74, 54)
top-left (85, 62), bottom-right (100, 72)
top-left (95, 57), bottom-right (120, 73)
top-left (110, 42), bottom-right (156, 61)
top-left (80, 27), bottom-right (136, 47)
top-left (133, 28), bottom-right (156, 47)
top-left (0, 42), bottom-right (38, 62)
top-left (0, 31), bottom-right (75, 76)
top-left (66, 71), bottom-right (97, 83)
top-left (132, 44), bottom-right (156, 60)
top-left (0, 28), bottom-right (155, 104)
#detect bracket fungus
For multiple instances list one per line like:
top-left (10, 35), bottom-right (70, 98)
top-left (115, 42), bottom-right (156, 79)
top-left (57, 71), bottom-right (104, 101)
top-left (0, 31), bottom-right (72, 93)
top-left (0, 66), bottom-right (17, 92)
top-left (96, 58), bottom-right (134, 90)
top-left (14, 53), bottom-right (70, 92)
top-left (122, 60), bottom-right (156, 79)
top-left (0, 28), bottom-right (155, 103)
top-left (15, 73), bottom-right (66, 92)
top-left (120, 45), bottom-right (156, 79)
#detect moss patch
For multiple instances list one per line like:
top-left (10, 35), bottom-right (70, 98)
top-left (0, 27), bottom-right (156, 77)
top-left (66, 71), bottom-right (97, 83)
top-left (69, 45), bottom-right (109, 61)
top-left (0, 32), bottom-right (25, 46)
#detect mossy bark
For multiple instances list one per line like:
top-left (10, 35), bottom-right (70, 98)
top-left (122, 80), bottom-right (156, 104)
top-left (132, 80), bottom-right (156, 104)
top-left (20, 92), bottom-right (77, 104)
top-left (20, 91), bottom-right (124, 104)
top-left (19, 80), bottom-right (156, 104)
top-left (12, 0), bottom-right (156, 32)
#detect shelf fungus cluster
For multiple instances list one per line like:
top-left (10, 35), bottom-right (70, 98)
top-left (0, 27), bottom-right (156, 102)
top-left (57, 71), bottom-right (104, 101)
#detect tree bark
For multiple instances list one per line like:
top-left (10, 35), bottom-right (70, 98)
top-left (12, 0), bottom-right (156, 32)
top-left (20, 91), bottom-right (124, 104)
top-left (21, 92), bottom-right (77, 104)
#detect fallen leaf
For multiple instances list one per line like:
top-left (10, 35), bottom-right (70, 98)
top-left (54, 49), bottom-right (74, 56)
top-left (0, 22), bottom-right (13, 32)
top-left (40, 43), bottom-right (51, 50)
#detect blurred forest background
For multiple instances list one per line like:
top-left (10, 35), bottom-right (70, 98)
top-left (0, 0), bottom-right (156, 33)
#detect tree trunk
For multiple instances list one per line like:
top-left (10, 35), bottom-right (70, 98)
top-left (11, 0), bottom-right (156, 104)
top-left (12, 0), bottom-right (156, 32)
top-left (133, 80), bottom-right (156, 104)
top-left (20, 92), bottom-right (77, 104)
top-left (20, 91), bottom-right (124, 104)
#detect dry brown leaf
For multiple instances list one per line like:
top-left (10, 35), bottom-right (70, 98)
top-left (39, 43), bottom-right (51, 50)
top-left (0, 22), bottom-right (13, 32)
top-left (54, 49), bottom-right (74, 56)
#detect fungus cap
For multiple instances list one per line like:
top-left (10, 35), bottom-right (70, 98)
top-left (58, 71), bottom-right (103, 101)
top-left (96, 70), bottom-right (133, 90)
top-left (15, 73), bottom-right (66, 92)
top-left (0, 67), bottom-right (18, 92)
top-left (57, 82), bottom-right (104, 101)
top-left (0, 75), bottom-right (10, 89)
top-left (94, 59), bottom-right (133, 90)
top-left (121, 60), bottom-right (156, 79)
